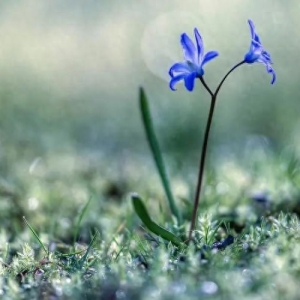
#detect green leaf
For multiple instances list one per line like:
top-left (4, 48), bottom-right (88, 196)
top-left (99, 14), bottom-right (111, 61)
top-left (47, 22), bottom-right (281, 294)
top-left (23, 216), bottom-right (48, 256)
top-left (77, 230), bottom-right (98, 270)
top-left (73, 196), bottom-right (93, 248)
top-left (131, 194), bottom-right (184, 248)
top-left (139, 87), bottom-right (182, 224)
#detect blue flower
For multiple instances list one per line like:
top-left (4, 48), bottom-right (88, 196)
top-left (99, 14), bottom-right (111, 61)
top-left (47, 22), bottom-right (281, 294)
top-left (169, 28), bottom-right (219, 92)
top-left (244, 20), bottom-right (276, 84)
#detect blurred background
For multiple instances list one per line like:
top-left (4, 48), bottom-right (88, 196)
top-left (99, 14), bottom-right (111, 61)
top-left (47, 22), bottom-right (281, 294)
top-left (0, 0), bottom-right (300, 231)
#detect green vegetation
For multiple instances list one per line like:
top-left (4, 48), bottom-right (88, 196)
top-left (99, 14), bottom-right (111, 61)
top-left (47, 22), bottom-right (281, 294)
top-left (1, 121), bottom-right (300, 299)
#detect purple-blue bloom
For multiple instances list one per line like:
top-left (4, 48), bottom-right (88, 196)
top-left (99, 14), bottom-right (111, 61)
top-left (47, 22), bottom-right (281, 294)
top-left (244, 20), bottom-right (276, 84)
top-left (169, 28), bottom-right (218, 92)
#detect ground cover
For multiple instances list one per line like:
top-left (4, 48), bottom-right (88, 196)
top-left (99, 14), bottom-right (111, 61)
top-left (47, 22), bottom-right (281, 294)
top-left (1, 141), bottom-right (300, 299)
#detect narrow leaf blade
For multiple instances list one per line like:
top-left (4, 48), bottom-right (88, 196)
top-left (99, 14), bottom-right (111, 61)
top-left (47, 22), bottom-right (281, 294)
top-left (73, 196), bottom-right (93, 247)
top-left (23, 216), bottom-right (48, 255)
top-left (139, 87), bottom-right (181, 224)
top-left (131, 193), bottom-right (184, 248)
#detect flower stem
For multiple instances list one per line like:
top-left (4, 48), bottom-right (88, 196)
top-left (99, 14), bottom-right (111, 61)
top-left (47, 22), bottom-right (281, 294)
top-left (187, 92), bottom-right (216, 243)
top-left (214, 61), bottom-right (245, 98)
top-left (200, 76), bottom-right (213, 97)
top-left (187, 61), bottom-right (245, 243)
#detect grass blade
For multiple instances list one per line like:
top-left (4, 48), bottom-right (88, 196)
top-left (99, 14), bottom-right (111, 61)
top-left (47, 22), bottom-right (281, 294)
top-left (23, 216), bottom-right (48, 256)
top-left (73, 196), bottom-right (93, 247)
top-left (139, 87), bottom-right (181, 224)
top-left (131, 193), bottom-right (184, 248)
top-left (78, 230), bottom-right (98, 270)
top-left (207, 220), bottom-right (224, 244)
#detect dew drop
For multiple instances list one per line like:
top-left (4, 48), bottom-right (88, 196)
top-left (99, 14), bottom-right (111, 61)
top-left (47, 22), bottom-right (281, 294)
top-left (201, 281), bottom-right (218, 295)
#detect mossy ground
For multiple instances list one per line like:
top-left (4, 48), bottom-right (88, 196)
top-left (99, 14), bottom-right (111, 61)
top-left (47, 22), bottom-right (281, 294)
top-left (1, 142), bottom-right (300, 300)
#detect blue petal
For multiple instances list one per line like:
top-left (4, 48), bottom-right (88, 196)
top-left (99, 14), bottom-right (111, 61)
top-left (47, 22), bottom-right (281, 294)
top-left (194, 28), bottom-right (204, 64)
top-left (248, 20), bottom-right (261, 45)
top-left (248, 20), bottom-right (256, 40)
top-left (202, 51), bottom-right (219, 66)
top-left (169, 74), bottom-right (186, 91)
top-left (244, 52), bottom-right (254, 64)
top-left (184, 72), bottom-right (197, 91)
top-left (257, 55), bottom-right (270, 65)
top-left (266, 65), bottom-right (276, 84)
top-left (254, 33), bottom-right (261, 44)
top-left (180, 33), bottom-right (197, 64)
top-left (245, 46), bottom-right (261, 63)
top-left (169, 62), bottom-right (191, 77)
top-left (262, 50), bottom-right (272, 63)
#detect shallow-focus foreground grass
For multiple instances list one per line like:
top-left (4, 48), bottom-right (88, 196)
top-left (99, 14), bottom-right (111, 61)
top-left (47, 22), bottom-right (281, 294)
top-left (1, 134), bottom-right (300, 299)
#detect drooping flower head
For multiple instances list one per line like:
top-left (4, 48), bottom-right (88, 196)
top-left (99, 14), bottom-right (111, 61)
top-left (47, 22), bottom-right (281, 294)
top-left (169, 28), bottom-right (218, 92)
top-left (244, 20), bottom-right (276, 84)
